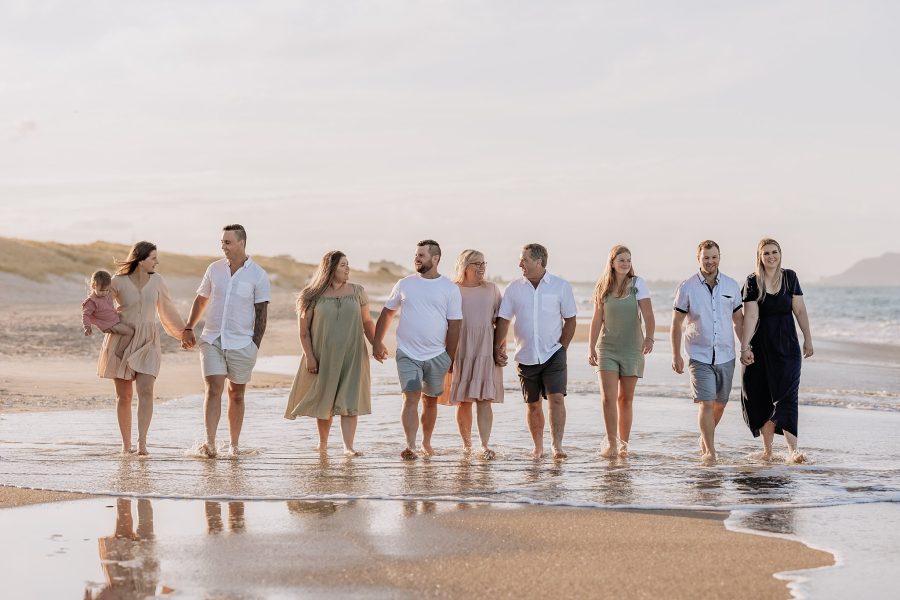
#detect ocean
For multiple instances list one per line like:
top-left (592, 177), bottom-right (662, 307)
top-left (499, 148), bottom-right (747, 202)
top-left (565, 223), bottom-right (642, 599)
top-left (0, 285), bottom-right (897, 597)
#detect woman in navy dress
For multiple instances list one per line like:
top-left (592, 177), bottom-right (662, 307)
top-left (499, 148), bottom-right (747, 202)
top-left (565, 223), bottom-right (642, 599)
top-left (739, 239), bottom-right (814, 463)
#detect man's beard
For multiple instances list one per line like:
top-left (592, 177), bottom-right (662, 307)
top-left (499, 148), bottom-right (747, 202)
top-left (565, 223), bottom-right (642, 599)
top-left (415, 261), bottom-right (432, 274)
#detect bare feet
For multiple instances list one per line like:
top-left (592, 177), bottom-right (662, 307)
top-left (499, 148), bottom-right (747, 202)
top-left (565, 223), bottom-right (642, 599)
top-left (343, 448), bottom-right (362, 457)
top-left (121, 446), bottom-right (136, 455)
top-left (199, 443), bottom-right (217, 459)
top-left (315, 443), bottom-right (327, 452)
top-left (551, 446), bottom-right (567, 460)
top-left (531, 446), bottom-right (544, 459)
top-left (787, 450), bottom-right (807, 464)
top-left (228, 445), bottom-right (240, 458)
top-left (420, 442), bottom-right (435, 456)
top-left (599, 441), bottom-right (618, 459)
top-left (700, 452), bottom-right (717, 465)
top-left (480, 447), bottom-right (496, 460)
top-left (462, 445), bottom-right (473, 455)
top-left (617, 440), bottom-right (629, 458)
top-left (400, 447), bottom-right (417, 461)
top-left (137, 441), bottom-right (149, 456)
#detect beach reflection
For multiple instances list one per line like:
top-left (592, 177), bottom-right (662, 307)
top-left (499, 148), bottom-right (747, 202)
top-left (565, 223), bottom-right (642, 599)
top-left (730, 508), bottom-right (798, 536)
top-left (84, 498), bottom-right (163, 600)
top-left (595, 464), bottom-right (635, 505)
top-left (205, 501), bottom-right (246, 534)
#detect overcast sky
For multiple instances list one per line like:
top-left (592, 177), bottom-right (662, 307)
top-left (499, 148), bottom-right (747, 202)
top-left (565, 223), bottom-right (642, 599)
top-left (1, 1), bottom-right (898, 281)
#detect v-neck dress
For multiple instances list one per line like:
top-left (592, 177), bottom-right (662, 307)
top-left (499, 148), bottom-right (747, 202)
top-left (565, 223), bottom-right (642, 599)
top-left (740, 269), bottom-right (804, 437)
top-left (97, 273), bottom-right (186, 380)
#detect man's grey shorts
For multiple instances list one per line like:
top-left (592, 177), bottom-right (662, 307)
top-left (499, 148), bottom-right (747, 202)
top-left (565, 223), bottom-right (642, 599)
top-left (200, 338), bottom-right (258, 384)
top-left (689, 358), bottom-right (735, 403)
top-left (395, 349), bottom-right (451, 397)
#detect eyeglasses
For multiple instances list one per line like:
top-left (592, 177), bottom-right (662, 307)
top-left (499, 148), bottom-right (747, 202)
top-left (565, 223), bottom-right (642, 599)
top-left (468, 262), bottom-right (487, 268)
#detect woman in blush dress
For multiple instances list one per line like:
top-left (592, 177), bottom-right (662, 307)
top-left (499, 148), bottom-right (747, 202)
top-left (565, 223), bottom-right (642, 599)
top-left (284, 251), bottom-right (375, 457)
top-left (439, 249), bottom-right (504, 459)
top-left (97, 241), bottom-right (186, 456)
top-left (739, 238), bottom-right (814, 463)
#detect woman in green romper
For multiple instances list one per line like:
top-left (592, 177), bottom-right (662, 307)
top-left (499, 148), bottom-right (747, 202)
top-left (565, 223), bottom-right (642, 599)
top-left (284, 251), bottom-right (376, 456)
top-left (589, 245), bottom-right (656, 458)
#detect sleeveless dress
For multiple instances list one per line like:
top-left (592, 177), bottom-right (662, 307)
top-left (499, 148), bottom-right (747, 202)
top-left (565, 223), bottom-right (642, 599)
top-left (284, 283), bottom-right (371, 419)
top-left (596, 277), bottom-right (645, 377)
top-left (438, 283), bottom-right (504, 405)
top-left (740, 269), bottom-right (803, 437)
top-left (97, 273), bottom-right (185, 380)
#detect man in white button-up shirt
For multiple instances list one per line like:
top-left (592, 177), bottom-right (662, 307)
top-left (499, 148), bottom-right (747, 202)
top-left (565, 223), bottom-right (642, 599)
top-left (494, 243), bottom-right (577, 460)
top-left (670, 240), bottom-right (743, 463)
top-left (182, 224), bottom-right (271, 458)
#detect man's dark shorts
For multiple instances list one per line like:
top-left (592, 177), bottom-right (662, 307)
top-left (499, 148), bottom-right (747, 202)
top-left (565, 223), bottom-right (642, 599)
top-left (516, 347), bottom-right (568, 403)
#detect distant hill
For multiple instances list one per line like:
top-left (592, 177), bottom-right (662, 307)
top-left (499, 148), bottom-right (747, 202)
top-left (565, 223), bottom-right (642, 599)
top-left (818, 253), bottom-right (900, 286)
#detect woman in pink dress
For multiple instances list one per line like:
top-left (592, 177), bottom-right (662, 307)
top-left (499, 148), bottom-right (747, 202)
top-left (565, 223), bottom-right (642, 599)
top-left (97, 241), bottom-right (186, 455)
top-left (439, 249), bottom-right (504, 459)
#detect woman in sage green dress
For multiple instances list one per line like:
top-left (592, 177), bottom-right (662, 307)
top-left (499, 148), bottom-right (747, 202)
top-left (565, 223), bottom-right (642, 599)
top-left (284, 251), bottom-right (375, 456)
top-left (588, 245), bottom-right (656, 459)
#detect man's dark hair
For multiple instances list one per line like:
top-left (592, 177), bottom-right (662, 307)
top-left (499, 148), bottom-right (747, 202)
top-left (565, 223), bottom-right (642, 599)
top-left (224, 224), bottom-right (247, 243)
top-left (697, 240), bottom-right (720, 255)
top-left (417, 239), bottom-right (441, 257)
top-left (523, 243), bottom-right (548, 267)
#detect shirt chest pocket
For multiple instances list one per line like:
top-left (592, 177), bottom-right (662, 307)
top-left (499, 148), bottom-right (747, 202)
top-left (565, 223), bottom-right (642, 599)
top-left (236, 281), bottom-right (255, 299)
top-left (540, 293), bottom-right (560, 313)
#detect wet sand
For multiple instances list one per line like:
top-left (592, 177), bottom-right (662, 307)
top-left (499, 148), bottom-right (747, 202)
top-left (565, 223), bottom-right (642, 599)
top-left (0, 295), bottom-right (834, 598)
top-left (0, 495), bottom-right (832, 599)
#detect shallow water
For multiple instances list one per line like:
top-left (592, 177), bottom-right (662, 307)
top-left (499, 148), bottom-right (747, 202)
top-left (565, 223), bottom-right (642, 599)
top-left (1, 342), bottom-right (898, 597)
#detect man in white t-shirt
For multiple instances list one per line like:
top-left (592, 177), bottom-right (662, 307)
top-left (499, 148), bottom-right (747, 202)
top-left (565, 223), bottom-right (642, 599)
top-left (182, 224), bottom-right (271, 458)
top-left (670, 240), bottom-right (743, 464)
top-left (494, 243), bottom-right (578, 460)
top-left (373, 240), bottom-right (463, 460)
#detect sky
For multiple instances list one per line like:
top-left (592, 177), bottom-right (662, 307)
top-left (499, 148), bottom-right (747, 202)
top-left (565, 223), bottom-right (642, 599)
top-left (1, 0), bottom-right (898, 282)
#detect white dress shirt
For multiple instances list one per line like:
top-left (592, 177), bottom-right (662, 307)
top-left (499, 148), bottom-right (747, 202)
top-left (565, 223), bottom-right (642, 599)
top-left (198, 257), bottom-right (271, 350)
top-left (673, 270), bottom-right (742, 364)
top-left (498, 271), bottom-right (578, 365)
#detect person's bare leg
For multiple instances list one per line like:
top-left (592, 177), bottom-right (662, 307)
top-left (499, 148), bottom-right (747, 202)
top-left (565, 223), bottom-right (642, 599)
top-left (227, 381), bottom-right (246, 454)
top-left (526, 401), bottom-right (545, 459)
top-left (134, 372), bottom-right (155, 456)
top-left (114, 378), bottom-right (134, 453)
top-left (340, 416), bottom-right (360, 456)
top-left (203, 375), bottom-right (226, 458)
top-left (400, 391), bottom-right (421, 460)
top-left (475, 401), bottom-right (495, 459)
top-left (420, 395), bottom-right (438, 455)
top-left (107, 323), bottom-right (135, 359)
top-left (713, 402), bottom-right (726, 425)
top-left (760, 420), bottom-right (775, 460)
top-left (616, 376), bottom-right (638, 457)
top-left (784, 431), bottom-right (806, 463)
top-left (548, 394), bottom-right (567, 459)
top-left (316, 417), bottom-right (333, 451)
top-left (598, 372), bottom-right (619, 458)
top-left (698, 401), bottom-right (717, 463)
top-left (456, 401), bottom-right (473, 452)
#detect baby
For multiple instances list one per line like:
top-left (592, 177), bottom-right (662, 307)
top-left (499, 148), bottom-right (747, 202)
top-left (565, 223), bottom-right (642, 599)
top-left (83, 270), bottom-right (134, 358)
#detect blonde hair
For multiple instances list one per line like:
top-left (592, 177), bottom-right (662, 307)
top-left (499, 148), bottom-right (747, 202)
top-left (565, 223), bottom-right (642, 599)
top-left (593, 245), bottom-right (635, 304)
top-left (297, 251), bottom-right (346, 313)
top-left (454, 249), bottom-right (485, 284)
top-left (754, 238), bottom-right (783, 302)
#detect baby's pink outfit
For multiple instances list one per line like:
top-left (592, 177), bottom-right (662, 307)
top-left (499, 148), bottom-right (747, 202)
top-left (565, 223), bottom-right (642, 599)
top-left (82, 294), bottom-right (121, 332)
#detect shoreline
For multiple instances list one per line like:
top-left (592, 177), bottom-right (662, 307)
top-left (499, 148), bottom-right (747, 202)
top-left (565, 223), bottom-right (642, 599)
top-left (0, 486), bottom-right (833, 599)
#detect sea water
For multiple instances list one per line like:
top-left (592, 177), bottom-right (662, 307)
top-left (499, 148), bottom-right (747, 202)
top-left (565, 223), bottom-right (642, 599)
top-left (1, 340), bottom-right (899, 597)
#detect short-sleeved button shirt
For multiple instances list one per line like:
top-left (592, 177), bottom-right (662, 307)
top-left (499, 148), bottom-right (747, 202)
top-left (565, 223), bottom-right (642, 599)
top-left (673, 271), bottom-right (742, 365)
top-left (197, 257), bottom-right (271, 350)
top-left (498, 272), bottom-right (578, 365)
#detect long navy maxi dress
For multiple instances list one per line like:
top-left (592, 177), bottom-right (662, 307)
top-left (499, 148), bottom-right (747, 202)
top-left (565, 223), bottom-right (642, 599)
top-left (740, 269), bottom-right (804, 438)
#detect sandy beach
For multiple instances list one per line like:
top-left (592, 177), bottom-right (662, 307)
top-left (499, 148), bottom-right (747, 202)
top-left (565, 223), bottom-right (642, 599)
top-left (0, 259), bottom-right (836, 599)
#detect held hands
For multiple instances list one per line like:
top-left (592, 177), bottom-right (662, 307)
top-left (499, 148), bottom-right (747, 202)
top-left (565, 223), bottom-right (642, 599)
top-left (588, 348), bottom-right (598, 367)
top-left (740, 348), bottom-right (754, 366)
top-left (672, 354), bottom-right (684, 374)
top-left (803, 340), bottom-right (814, 359)
top-left (181, 329), bottom-right (196, 350)
top-left (493, 346), bottom-right (508, 367)
top-left (641, 337), bottom-right (654, 355)
top-left (372, 341), bottom-right (389, 363)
